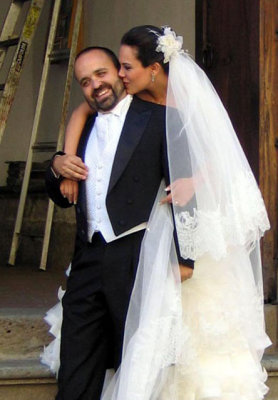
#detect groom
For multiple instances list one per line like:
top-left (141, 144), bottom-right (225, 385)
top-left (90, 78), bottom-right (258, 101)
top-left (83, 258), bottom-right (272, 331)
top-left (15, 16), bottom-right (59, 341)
top-left (45, 46), bottom-right (193, 400)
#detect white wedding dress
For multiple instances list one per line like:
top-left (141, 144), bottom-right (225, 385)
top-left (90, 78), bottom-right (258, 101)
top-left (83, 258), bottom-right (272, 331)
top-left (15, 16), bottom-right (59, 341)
top-left (41, 218), bottom-right (270, 399)
top-left (162, 251), bottom-right (270, 400)
top-left (42, 257), bottom-right (270, 398)
top-left (41, 265), bottom-right (70, 376)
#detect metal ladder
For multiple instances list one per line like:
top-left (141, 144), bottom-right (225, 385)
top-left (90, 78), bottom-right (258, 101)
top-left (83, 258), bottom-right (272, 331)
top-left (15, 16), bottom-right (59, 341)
top-left (7, 0), bottom-right (83, 270)
top-left (0, 0), bottom-right (45, 143)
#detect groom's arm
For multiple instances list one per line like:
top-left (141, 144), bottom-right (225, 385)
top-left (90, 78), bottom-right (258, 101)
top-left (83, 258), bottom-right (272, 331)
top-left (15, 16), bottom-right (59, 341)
top-left (45, 154), bottom-right (73, 208)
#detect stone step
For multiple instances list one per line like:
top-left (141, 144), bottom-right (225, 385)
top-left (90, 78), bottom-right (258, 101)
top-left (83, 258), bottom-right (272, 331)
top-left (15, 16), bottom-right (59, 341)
top-left (263, 353), bottom-right (278, 399)
top-left (0, 355), bottom-right (277, 400)
top-left (0, 359), bottom-right (57, 400)
top-left (0, 304), bottom-right (276, 357)
top-left (0, 308), bottom-right (58, 399)
top-left (1, 304), bottom-right (275, 358)
top-left (0, 191), bottom-right (75, 270)
top-left (0, 298), bottom-right (276, 400)
top-left (264, 304), bottom-right (278, 354)
top-left (0, 308), bottom-right (51, 361)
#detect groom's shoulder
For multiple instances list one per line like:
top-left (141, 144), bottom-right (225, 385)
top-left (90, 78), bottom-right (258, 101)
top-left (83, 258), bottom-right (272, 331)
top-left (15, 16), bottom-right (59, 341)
top-left (130, 96), bottom-right (166, 114)
top-left (84, 112), bottom-right (97, 129)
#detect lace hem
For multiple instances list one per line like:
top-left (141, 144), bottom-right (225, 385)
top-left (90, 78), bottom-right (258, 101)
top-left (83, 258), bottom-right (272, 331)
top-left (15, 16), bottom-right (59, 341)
top-left (175, 171), bottom-right (270, 260)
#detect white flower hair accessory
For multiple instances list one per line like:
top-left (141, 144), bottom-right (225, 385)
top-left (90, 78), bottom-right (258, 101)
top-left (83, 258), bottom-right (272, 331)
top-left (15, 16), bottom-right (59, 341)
top-left (156, 26), bottom-right (183, 63)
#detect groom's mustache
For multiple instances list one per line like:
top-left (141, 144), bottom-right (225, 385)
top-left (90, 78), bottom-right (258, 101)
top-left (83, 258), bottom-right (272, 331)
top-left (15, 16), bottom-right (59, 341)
top-left (92, 84), bottom-right (112, 99)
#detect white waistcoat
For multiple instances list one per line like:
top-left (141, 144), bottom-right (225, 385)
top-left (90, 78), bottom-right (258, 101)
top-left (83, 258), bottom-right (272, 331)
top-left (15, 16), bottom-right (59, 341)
top-left (85, 95), bottom-right (146, 242)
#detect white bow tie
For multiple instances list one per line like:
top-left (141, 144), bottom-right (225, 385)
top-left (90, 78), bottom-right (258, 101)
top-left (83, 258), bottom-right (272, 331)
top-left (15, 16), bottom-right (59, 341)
top-left (95, 113), bottom-right (118, 155)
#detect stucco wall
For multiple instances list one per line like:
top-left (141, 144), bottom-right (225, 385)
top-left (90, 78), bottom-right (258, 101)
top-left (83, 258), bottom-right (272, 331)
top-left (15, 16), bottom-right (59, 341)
top-left (83, 0), bottom-right (195, 55)
top-left (0, 0), bottom-right (195, 186)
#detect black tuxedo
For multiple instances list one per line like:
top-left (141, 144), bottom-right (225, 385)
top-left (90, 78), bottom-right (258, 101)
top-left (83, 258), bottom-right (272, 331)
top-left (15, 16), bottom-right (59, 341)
top-left (45, 96), bottom-right (192, 400)
top-left (47, 97), bottom-right (168, 236)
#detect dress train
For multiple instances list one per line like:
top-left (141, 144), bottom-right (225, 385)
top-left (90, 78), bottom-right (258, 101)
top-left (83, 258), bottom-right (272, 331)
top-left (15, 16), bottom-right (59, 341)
top-left (41, 252), bottom-right (270, 399)
top-left (158, 251), bottom-right (270, 400)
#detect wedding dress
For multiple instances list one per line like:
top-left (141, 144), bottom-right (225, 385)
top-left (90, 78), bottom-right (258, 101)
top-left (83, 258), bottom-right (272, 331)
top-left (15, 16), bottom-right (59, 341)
top-left (99, 28), bottom-right (271, 400)
top-left (41, 265), bottom-right (70, 375)
top-left (163, 249), bottom-right (270, 400)
top-left (42, 203), bottom-right (270, 399)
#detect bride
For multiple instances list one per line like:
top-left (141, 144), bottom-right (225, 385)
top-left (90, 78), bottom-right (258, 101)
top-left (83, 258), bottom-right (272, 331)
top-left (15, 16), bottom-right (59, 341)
top-left (42, 25), bottom-right (271, 400)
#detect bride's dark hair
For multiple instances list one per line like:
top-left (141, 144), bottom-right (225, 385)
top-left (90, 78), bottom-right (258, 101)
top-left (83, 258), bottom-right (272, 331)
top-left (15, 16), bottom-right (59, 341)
top-left (120, 25), bottom-right (169, 75)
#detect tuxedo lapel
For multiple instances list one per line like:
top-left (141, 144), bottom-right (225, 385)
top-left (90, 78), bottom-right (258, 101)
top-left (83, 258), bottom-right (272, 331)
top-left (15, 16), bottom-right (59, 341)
top-left (108, 99), bottom-right (152, 193)
top-left (77, 113), bottom-right (97, 160)
top-left (76, 113), bottom-right (97, 217)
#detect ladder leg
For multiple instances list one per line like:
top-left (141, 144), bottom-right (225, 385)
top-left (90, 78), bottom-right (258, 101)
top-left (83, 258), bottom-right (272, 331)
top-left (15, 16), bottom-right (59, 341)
top-left (39, 199), bottom-right (54, 270)
top-left (0, 0), bottom-right (45, 144)
top-left (8, 0), bottom-right (62, 266)
top-left (40, 0), bottom-right (83, 270)
top-left (56, 0), bottom-right (83, 149)
top-left (8, 155), bottom-right (33, 265)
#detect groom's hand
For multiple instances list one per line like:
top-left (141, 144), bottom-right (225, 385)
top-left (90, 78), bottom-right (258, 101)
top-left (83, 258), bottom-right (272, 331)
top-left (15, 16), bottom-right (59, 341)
top-left (179, 264), bottom-right (193, 281)
top-left (53, 154), bottom-right (88, 180)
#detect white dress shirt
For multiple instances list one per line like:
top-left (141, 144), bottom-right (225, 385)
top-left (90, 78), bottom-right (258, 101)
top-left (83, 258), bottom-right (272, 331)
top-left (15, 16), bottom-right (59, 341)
top-left (85, 94), bottom-right (146, 242)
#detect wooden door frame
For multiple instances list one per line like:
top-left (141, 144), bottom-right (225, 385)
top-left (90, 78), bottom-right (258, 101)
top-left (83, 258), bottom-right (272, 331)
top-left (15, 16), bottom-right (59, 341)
top-left (259, 0), bottom-right (278, 301)
top-left (195, 0), bottom-right (278, 300)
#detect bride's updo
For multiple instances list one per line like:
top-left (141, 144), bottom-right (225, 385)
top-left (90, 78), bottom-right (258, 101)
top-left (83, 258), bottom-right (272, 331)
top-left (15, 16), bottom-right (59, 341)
top-left (120, 25), bottom-right (169, 75)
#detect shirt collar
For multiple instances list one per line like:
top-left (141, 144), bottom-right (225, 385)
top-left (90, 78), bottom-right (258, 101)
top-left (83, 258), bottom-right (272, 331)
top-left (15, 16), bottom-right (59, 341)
top-left (98, 94), bottom-right (133, 118)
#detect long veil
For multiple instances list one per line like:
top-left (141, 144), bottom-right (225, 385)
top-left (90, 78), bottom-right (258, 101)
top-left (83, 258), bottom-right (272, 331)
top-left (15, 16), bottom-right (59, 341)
top-left (101, 28), bottom-right (271, 400)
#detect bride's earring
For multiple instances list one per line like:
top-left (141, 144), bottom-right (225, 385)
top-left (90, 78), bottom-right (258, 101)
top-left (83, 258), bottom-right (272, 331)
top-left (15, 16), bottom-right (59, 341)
top-left (151, 72), bottom-right (155, 83)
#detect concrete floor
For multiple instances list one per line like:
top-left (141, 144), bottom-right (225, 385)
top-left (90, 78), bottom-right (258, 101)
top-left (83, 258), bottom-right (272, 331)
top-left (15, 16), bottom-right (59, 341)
top-left (0, 264), bottom-right (67, 309)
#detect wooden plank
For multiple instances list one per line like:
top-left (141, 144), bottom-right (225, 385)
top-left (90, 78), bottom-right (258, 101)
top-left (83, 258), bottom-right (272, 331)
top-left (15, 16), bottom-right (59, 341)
top-left (0, 1), bottom-right (23, 70)
top-left (56, 0), bottom-right (82, 150)
top-left (0, 0), bottom-right (45, 144)
top-left (67, 0), bottom-right (84, 54)
top-left (259, 0), bottom-right (278, 301)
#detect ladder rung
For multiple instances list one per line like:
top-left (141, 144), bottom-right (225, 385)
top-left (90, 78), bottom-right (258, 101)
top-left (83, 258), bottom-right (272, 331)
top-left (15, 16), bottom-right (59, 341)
top-left (0, 84), bottom-right (4, 91)
top-left (31, 166), bottom-right (48, 172)
top-left (49, 48), bottom-right (70, 63)
top-left (32, 142), bottom-right (57, 152)
top-left (0, 37), bottom-right (20, 48)
top-left (21, 232), bottom-right (44, 239)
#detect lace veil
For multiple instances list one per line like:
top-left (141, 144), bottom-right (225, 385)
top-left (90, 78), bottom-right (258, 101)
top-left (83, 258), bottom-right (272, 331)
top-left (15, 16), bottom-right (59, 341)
top-left (101, 27), bottom-right (271, 400)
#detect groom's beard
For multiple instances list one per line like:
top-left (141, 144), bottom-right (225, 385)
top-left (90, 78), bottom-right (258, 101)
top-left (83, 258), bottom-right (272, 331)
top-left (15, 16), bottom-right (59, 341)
top-left (86, 79), bottom-right (125, 112)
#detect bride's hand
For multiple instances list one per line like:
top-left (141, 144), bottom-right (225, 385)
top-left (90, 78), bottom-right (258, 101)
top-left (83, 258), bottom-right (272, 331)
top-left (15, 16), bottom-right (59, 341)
top-left (60, 179), bottom-right (79, 204)
top-left (179, 264), bottom-right (193, 282)
top-left (160, 178), bottom-right (195, 206)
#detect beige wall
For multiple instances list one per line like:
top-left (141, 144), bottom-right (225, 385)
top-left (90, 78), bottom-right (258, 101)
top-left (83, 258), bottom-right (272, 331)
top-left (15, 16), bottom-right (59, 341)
top-left (83, 0), bottom-right (195, 56)
top-left (0, 0), bottom-right (195, 186)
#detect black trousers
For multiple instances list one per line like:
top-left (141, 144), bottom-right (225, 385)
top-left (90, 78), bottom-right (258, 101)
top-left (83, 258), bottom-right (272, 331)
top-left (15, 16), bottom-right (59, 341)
top-left (55, 230), bottom-right (145, 400)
